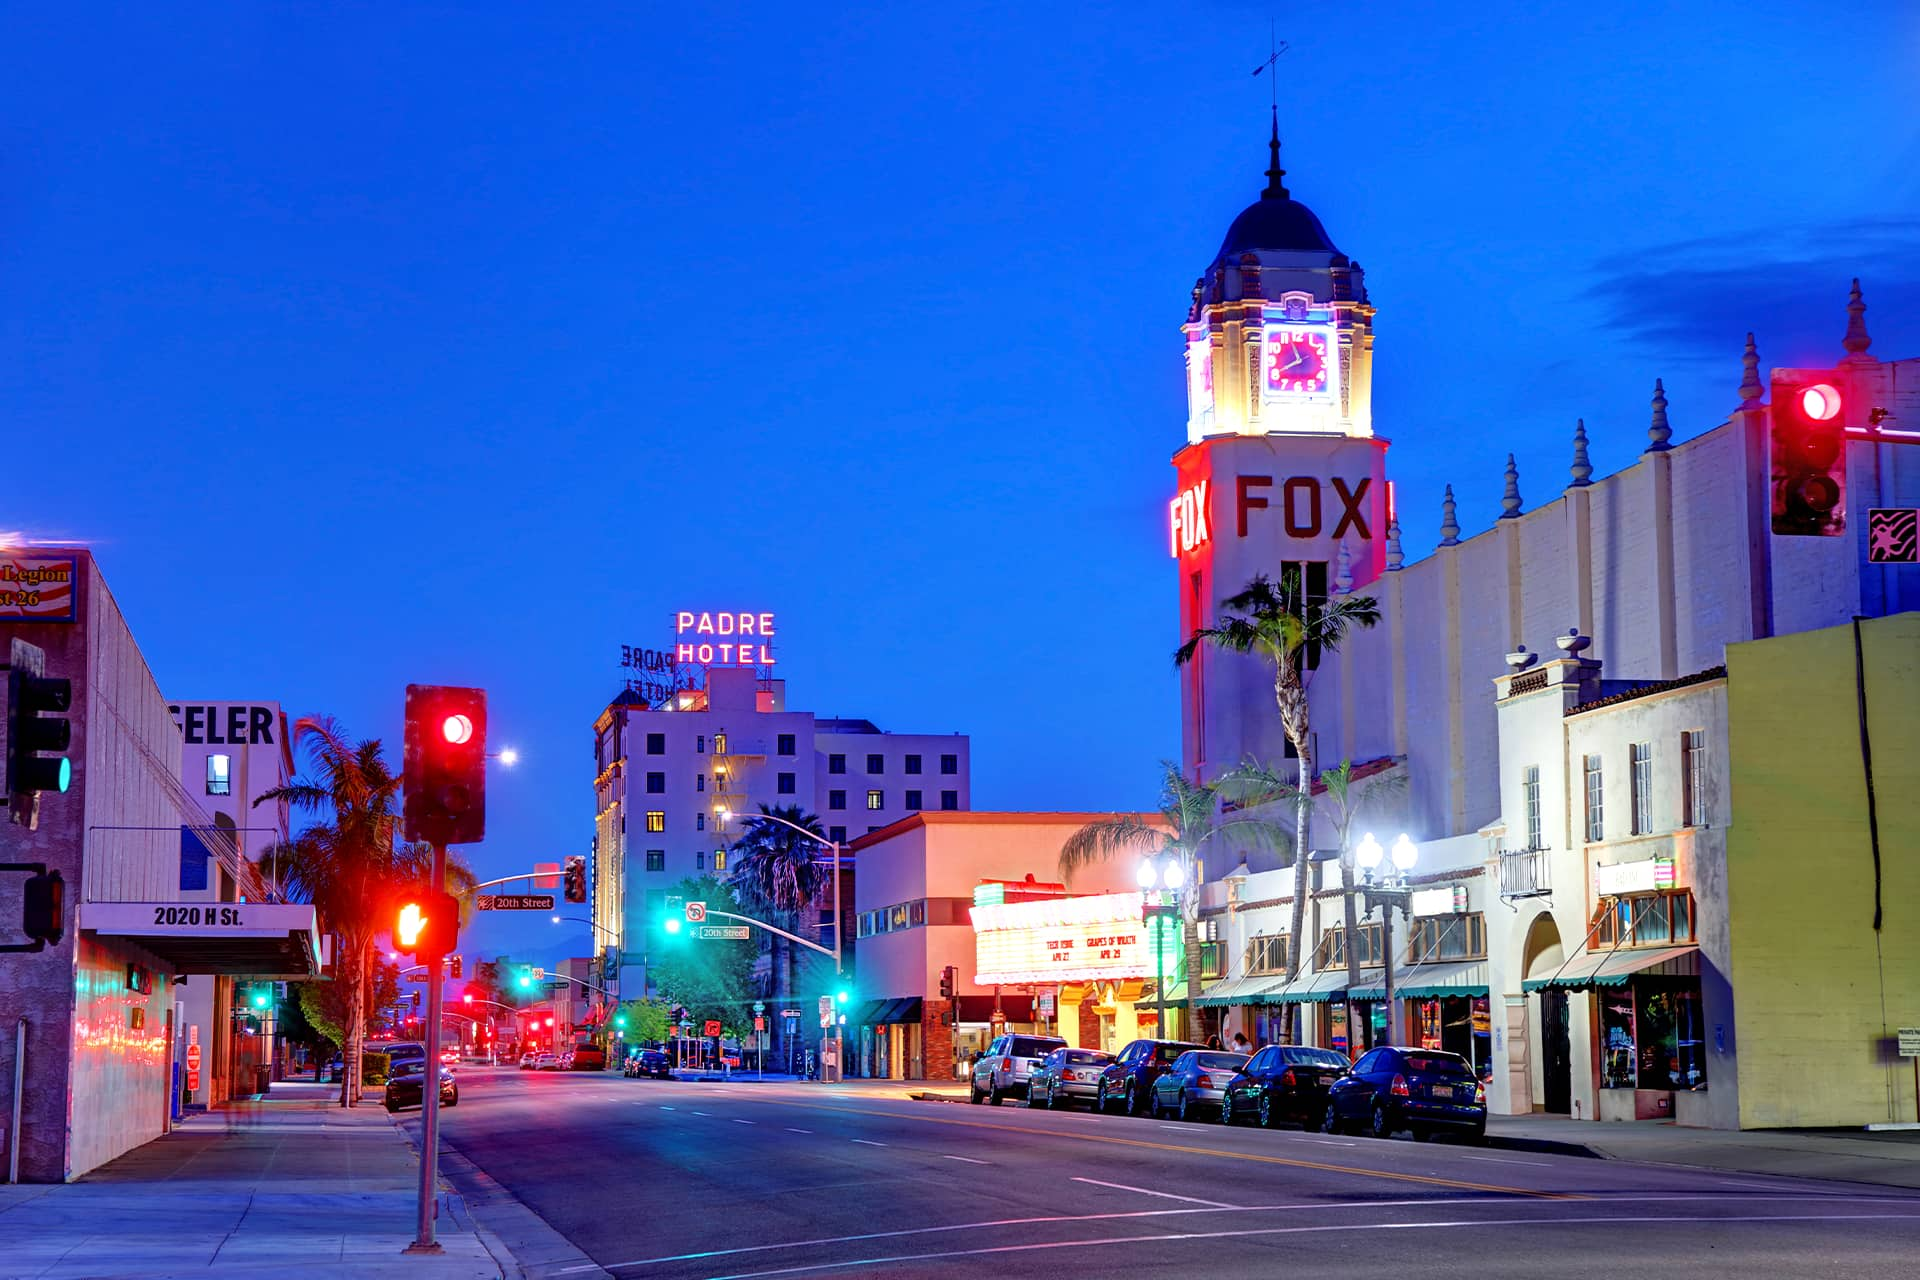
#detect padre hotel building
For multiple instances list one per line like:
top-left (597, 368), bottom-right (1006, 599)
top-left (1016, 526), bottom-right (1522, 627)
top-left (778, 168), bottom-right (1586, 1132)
top-left (1174, 128), bottom-right (1919, 1129)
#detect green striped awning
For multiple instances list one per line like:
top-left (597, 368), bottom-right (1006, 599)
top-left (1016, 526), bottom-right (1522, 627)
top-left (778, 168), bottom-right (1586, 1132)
top-left (1347, 961), bottom-right (1490, 1002)
top-left (1267, 970), bottom-right (1350, 1005)
top-left (1196, 974), bottom-right (1291, 1008)
top-left (1522, 944), bottom-right (1699, 992)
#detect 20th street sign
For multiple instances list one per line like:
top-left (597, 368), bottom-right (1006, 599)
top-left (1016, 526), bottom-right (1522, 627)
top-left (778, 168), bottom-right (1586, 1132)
top-left (695, 924), bottom-right (750, 940)
top-left (477, 894), bottom-right (555, 911)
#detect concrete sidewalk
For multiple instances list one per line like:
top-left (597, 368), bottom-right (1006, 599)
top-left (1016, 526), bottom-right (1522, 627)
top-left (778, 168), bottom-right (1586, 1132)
top-left (1487, 1113), bottom-right (1920, 1189)
top-left (0, 1079), bottom-right (510, 1279)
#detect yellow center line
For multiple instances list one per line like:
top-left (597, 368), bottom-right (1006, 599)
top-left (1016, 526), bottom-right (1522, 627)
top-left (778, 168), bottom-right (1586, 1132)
top-left (735, 1094), bottom-right (1581, 1200)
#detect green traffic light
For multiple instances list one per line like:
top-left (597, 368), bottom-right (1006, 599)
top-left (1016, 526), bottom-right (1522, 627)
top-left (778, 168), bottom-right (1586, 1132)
top-left (516, 970), bottom-right (531, 988)
top-left (836, 989), bottom-right (849, 1004)
top-left (664, 917), bottom-right (683, 935)
top-left (56, 757), bottom-right (71, 793)
top-left (251, 990), bottom-right (269, 1009)
top-left (615, 1014), bottom-right (628, 1028)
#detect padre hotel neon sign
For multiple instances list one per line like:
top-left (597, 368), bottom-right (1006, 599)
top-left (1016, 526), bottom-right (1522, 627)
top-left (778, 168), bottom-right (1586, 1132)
top-left (675, 611), bottom-right (777, 666)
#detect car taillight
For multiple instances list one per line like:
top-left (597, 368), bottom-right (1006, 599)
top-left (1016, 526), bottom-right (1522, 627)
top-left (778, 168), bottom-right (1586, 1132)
top-left (1390, 1074), bottom-right (1410, 1098)
top-left (1278, 1068), bottom-right (1296, 1088)
top-left (1196, 1073), bottom-right (1212, 1088)
top-left (1474, 1081), bottom-right (1487, 1104)
top-left (1001, 1058), bottom-right (1012, 1071)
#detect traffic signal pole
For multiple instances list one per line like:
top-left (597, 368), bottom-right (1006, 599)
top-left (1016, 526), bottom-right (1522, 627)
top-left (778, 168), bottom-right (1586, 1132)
top-left (409, 841), bottom-right (449, 1256)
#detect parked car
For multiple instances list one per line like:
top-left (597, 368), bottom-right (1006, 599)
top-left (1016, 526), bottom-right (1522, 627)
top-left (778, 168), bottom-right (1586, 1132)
top-left (1026, 1048), bottom-right (1114, 1109)
top-left (1150, 1050), bottom-right (1250, 1120)
top-left (1095, 1039), bottom-right (1209, 1116)
top-left (624, 1048), bottom-right (672, 1079)
top-left (518, 1051), bottom-right (537, 1070)
top-left (1323, 1046), bottom-right (1487, 1141)
top-left (379, 1042), bottom-right (428, 1071)
top-left (568, 1045), bottom-right (607, 1071)
top-left (322, 1054), bottom-right (343, 1083)
top-left (969, 1033), bottom-right (1067, 1105)
top-left (439, 1047), bottom-right (460, 1065)
top-left (1221, 1044), bottom-right (1354, 1128)
top-left (534, 1052), bottom-right (559, 1070)
top-left (383, 1060), bottom-right (458, 1113)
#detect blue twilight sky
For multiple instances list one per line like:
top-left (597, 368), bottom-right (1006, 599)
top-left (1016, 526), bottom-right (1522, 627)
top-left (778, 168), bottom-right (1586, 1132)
top-left (5, 3), bottom-right (1917, 967)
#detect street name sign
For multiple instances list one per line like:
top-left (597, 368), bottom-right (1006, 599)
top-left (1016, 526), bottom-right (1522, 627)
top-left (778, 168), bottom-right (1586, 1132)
top-left (696, 924), bottom-right (749, 940)
top-left (477, 894), bottom-right (555, 911)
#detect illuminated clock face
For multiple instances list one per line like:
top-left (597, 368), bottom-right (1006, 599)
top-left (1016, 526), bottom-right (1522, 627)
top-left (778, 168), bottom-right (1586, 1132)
top-left (1263, 325), bottom-right (1334, 399)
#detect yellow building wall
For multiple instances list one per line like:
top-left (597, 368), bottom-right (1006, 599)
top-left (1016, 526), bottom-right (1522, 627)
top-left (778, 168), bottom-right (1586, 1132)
top-left (1725, 611), bottom-right (1920, 1128)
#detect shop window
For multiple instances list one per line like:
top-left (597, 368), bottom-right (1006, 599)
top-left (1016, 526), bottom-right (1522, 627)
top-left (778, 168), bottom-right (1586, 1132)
top-left (1522, 765), bottom-right (1542, 849)
top-left (645, 811), bottom-right (665, 833)
top-left (1681, 730), bottom-right (1710, 827)
top-left (1601, 984), bottom-right (1707, 1092)
top-left (206, 754), bottom-right (232, 796)
top-left (1630, 742), bottom-right (1653, 834)
top-left (645, 850), bottom-right (665, 873)
top-left (1406, 913), bottom-right (1487, 963)
top-left (1583, 754), bottom-right (1604, 843)
top-left (1591, 889), bottom-right (1695, 949)
top-left (905, 754), bottom-right (922, 774)
top-left (1245, 933), bottom-right (1290, 976)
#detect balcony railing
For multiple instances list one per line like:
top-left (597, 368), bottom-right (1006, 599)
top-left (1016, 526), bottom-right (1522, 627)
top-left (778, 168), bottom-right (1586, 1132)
top-left (1498, 845), bottom-right (1551, 899)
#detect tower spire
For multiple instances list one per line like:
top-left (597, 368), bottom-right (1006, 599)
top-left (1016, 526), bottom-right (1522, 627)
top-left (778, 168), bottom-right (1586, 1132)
top-left (1843, 278), bottom-right (1872, 362)
top-left (1252, 27), bottom-right (1290, 199)
top-left (1264, 106), bottom-right (1289, 199)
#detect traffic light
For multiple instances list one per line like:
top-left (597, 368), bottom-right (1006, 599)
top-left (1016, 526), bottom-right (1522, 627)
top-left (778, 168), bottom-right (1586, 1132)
top-left (251, 985), bottom-right (271, 1010)
top-left (449, 954), bottom-right (463, 979)
top-left (402, 684), bottom-right (487, 845)
top-left (1771, 371), bottom-right (1848, 536)
top-left (564, 855), bottom-right (586, 904)
top-left (515, 965), bottom-right (532, 989)
top-left (394, 890), bottom-right (460, 960)
top-left (411, 990), bottom-right (422, 1011)
top-left (938, 965), bottom-right (957, 999)
top-left (19, 868), bottom-right (64, 950)
top-left (7, 639), bottom-right (72, 829)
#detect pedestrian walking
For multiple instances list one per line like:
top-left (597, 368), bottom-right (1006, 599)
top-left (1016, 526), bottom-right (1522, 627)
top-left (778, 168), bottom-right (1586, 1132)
top-left (1206, 1034), bottom-right (1223, 1050)
top-left (1231, 1031), bottom-right (1252, 1053)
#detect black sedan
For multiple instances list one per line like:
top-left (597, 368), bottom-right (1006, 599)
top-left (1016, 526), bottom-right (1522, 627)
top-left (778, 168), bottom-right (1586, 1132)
top-left (383, 1060), bottom-right (458, 1113)
top-left (1222, 1044), bottom-right (1353, 1128)
top-left (1149, 1050), bottom-right (1249, 1120)
top-left (624, 1048), bottom-right (672, 1079)
top-left (1323, 1046), bottom-right (1486, 1141)
top-left (1095, 1038), bottom-right (1209, 1116)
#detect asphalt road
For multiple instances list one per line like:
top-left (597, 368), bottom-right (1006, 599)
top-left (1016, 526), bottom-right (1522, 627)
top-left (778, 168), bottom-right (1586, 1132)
top-left (409, 1066), bottom-right (1920, 1279)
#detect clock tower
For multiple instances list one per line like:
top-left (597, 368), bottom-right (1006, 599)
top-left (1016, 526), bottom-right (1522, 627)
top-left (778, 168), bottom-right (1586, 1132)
top-left (1172, 119), bottom-right (1390, 782)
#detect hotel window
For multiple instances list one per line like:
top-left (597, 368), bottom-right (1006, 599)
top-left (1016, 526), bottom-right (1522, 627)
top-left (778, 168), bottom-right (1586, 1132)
top-left (777, 733), bottom-right (796, 756)
top-left (1591, 889), bottom-right (1695, 949)
top-left (829, 825), bottom-right (847, 844)
top-left (866, 789), bottom-right (884, 810)
top-left (696, 773), bottom-right (705, 792)
top-left (940, 753), bottom-right (958, 774)
top-left (713, 733), bottom-right (728, 755)
top-left (1407, 913), bottom-right (1488, 963)
top-left (940, 790), bottom-right (959, 811)
top-left (713, 849), bottom-right (727, 871)
top-left (696, 851), bottom-right (706, 870)
top-left (695, 813), bottom-right (705, 832)
top-left (1583, 755), bottom-right (1604, 843)
top-left (905, 754), bottom-right (922, 774)
top-left (829, 790), bottom-right (846, 811)
top-left (645, 850), bottom-right (665, 873)
top-left (206, 754), bottom-right (232, 796)
top-left (647, 772), bottom-right (666, 794)
top-left (866, 753), bottom-right (885, 774)
top-left (1246, 933), bottom-right (1290, 976)
top-left (1681, 730), bottom-right (1710, 827)
top-left (646, 733), bottom-right (666, 755)
top-left (646, 811), bottom-right (665, 833)
top-left (1630, 742), bottom-right (1653, 835)
top-left (778, 772), bottom-right (796, 795)
top-left (905, 790), bottom-right (923, 811)
top-left (1522, 765), bottom-right (1542, 849)
top-left (696, 734), bottom-right (705, 753)
top-left (828, 753), bottom-right (846, 774)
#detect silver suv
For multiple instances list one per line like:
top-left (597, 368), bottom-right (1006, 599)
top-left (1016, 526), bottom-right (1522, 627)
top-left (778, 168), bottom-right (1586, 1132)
top-left (969, 1033), bottom-right (1067, 1105)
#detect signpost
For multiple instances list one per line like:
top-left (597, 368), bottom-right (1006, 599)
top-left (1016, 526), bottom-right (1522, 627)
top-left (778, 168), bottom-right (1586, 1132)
top-left (818, 995), bottom-right (833, 1028)
top-left (703, 1019), bottom-right (722, 1038)
top-left (185, 1042), bottom-right (202, 1096)
top-left (476, 894), bottom-right (555, 911)
top-left (685, 901), bottom-right (708, 924)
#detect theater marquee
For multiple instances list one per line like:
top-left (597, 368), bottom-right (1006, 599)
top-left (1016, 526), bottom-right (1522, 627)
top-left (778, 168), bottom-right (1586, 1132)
top-left (972, 892), bottom-right (1170, 986)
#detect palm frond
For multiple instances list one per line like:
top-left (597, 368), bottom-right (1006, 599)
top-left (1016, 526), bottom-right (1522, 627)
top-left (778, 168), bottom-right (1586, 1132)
top-left (1057, 814), bottom-right (1166, 883)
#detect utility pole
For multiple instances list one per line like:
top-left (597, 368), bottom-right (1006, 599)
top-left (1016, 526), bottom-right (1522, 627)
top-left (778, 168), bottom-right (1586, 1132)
top-left (409, 843), bottom-right (448, 1255)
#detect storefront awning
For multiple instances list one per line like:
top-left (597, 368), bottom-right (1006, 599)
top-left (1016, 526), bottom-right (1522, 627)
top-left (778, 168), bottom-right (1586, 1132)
top-left (1196, 974), bottom-right (1291, 1007)
top-left (1522, 944), bottom-right (1699, 992)
top-left (80, 901), bottom-right (322, 978)
top-left (1267, 969), bottom-right (1350, 1004)
top-left (1348, 961), bottom-right (1490, 1002)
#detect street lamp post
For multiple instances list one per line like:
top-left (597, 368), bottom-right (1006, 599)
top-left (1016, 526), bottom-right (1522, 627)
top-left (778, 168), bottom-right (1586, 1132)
top-left (1136, 857), bottom-right (1186, 1041)
top-left (1355, 833), bottom-right (1419, 1049)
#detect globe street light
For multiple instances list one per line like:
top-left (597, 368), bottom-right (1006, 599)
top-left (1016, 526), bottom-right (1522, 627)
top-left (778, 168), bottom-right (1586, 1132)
top-left (1355, 832), bottom-right (1419, 1048)
top-left (1137, 855), bottom-right (1186, 1041)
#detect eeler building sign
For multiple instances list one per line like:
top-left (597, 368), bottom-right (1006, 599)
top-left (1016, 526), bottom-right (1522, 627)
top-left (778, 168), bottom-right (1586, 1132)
top-left (170, 704), bottom-right (279, 746)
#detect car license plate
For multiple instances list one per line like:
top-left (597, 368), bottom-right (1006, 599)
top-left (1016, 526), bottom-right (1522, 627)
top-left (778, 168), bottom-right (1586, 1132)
top-left (1431, 1084), bottom-right (1452, 1099)
top-left (1318, 1074), bottom-right (1336, 1086)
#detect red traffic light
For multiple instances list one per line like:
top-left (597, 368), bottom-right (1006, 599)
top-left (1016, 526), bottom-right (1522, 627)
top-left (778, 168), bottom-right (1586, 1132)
top-left (442, 713), bottom-right (474, 745)
top-left (404, 685), bottom-right (487, 845)
top-left (1799, 383), bottom-right (1842, 422)
top-left (1770, 370), bottom-right (1848, 537)
top-left (394, 890), bottom-right (461, 960)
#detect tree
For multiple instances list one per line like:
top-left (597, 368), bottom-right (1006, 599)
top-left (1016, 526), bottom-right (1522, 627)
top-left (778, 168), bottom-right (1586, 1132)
top-left (1175, 571), bottom-right (1380, 1042)
top-left (619, 998), bottom-right (671, 1046)
top-left (649, 876), bottom-right (757, 1036)
top-left (1057, 762), bottom-right (1289, 1039)
top-left (292, 957), bottom-right (400, 1075)
top-left (726, 805), bottom-right (831, 1059)
top-left (254, 717), bottom-right (476, 1106)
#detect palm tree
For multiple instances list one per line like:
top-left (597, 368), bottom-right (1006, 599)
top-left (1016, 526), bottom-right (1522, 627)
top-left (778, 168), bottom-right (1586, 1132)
top-left (1175, 570), bottom-right (1380, 1042)
top-left (1219, 758), bottom-right (1408, 997)
top-left (255, 717), bottom-right (476, 1105)
top-left (1057, 763), bottom-right (1288, 1040)
top-left (727, 804), bottom-right (831, 1064)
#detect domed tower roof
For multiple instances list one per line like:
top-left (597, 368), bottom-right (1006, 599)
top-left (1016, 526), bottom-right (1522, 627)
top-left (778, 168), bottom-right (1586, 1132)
top-left (1209, 113), bottom-right (1346, 267)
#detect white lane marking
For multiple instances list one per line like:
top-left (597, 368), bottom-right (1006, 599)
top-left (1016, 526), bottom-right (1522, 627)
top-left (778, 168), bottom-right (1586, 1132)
top-left (784, 1127), bottom-right (813, 1134)
top-left (733, 1119), bottom-right (757, 1125)
top-left (1460, 1154), bottom-right (1554, 1168)
top-left (692, 1110), bottom-right (712, 1116)
top-left (567, 1194), bottom-right (1920, 1274)
top-left (851, 1138), bottom-right (888, 1147)
top-left (694, 1213), bottom-right (1920, 1279)
top-left (942, 1155), bottom-right (990, 1165)
top-left (1157, 1125), bottom-right (1187, 1132)
top-left (658, 1105), bottom-right (676, 1111)
top-left (1071, 1176), bottom-right (1236, 1208)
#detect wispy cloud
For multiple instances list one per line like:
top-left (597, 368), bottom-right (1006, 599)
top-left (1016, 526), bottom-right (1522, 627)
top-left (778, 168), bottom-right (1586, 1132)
top-left (1585, 218), bottom-right (1920, 365)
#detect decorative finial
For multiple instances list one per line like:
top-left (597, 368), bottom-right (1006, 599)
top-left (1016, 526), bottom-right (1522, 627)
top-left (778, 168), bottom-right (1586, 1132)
top-left (1556, 627), bottom-right (1591, 655)
top-left (1499, 453), bottom-right (1523, 519)
top-left (1569, 419), bottom-right (1592, 487)
top-left (1385, 517), bottom-right (1404, 571)
top-left (1843, 278), bottom-right (1872, 361)
top-left (1332, 540), bottom-right (1353, 594)
top-left (1439, 484), bottom-right (1460, 546)
top-left (1263, 106), bottom-right (1289, 199)
top-left (1738, 333), bottom-right (1763, 409)
top-left (1647, 378), bottom-right (1672, 452)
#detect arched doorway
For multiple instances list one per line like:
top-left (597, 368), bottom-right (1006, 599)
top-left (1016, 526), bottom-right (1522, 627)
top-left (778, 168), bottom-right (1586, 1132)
top-left (1521, 913), bottom-right (1570, 1115)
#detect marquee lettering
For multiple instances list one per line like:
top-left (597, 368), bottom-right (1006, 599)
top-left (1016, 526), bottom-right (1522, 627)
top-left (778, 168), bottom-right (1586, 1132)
top-left (1212, 474), bottom-right (1374, 543)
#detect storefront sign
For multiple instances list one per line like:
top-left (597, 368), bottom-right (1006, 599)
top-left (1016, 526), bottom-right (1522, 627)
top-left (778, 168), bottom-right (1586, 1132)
top-left (972, 892), bottom-right (1167, 985)
top-left (1594, 857), bottom-right (1673, 897)
top-left (0, 555), bottom-right (78, 621)
top-left (85, 902), bottom-right (315, 936)
top-left (1410, 885), bottom-right (1467, 917)
top-left (674, 611), bottom-right (776, 666)
top-left (1168, 481), bottom-right (1211, 558)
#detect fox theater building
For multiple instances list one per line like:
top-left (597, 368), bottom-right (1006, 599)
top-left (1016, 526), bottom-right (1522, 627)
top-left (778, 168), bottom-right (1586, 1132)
top-left (1174, 125), bottom-right (1919, 1129)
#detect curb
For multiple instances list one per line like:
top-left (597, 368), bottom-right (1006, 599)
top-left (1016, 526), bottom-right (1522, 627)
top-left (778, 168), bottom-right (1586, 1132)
top-left (1484, 1132), bottom-right (1605, 1160)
